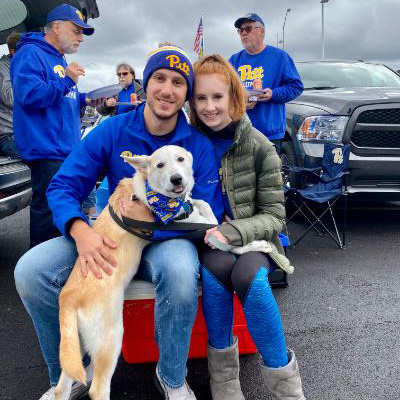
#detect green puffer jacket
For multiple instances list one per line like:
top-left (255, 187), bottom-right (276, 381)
top-left (210, 114), bottom-right (294, 273)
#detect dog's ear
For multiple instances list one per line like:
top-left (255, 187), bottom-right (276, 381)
top-left (121, 155), bottom-right (150, 172)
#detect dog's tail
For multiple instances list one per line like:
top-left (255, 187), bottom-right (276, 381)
top-left (59, 305), bottom-right (87, 385)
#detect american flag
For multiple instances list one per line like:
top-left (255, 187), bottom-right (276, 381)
top-left (194, 17), bottom-right (204, 58)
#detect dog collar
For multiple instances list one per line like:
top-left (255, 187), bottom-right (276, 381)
top-left (145, 181), bottom-right (192, 224)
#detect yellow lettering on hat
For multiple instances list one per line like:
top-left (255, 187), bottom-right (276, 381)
top-left (54, 65), bottom-right (65, 78)
top-left (166, 55), bottom-right (190, 76)
top-left (76, 10), bottom-right (84, 20)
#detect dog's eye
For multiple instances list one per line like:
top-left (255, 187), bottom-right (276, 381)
top-left (177, 157), bottom-right (184, 162)
top-left (157, 162), bottom-right (164, 169)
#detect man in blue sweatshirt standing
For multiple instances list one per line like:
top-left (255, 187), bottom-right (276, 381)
top-left (11, 4), bottom-right (99, 248)
top-left (229, 13), bottom-right (304, 153)
top-left (14, 45), bottom-right (223, 400)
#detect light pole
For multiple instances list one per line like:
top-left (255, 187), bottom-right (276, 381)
top-left (282, 8), bottom-right (291, 50)
top-left (321, 0), bottom-right (330, 59)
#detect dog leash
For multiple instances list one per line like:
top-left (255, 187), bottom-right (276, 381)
top-left (108, 205), bottom-right (217, 241)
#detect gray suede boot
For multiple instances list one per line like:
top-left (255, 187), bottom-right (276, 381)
top-left (207, 337), bottom-right (245, 400)
top-left (260, 349), bottom-right (306, 400)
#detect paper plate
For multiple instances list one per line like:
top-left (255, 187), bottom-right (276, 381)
top-left (87, 84), bottom-right (122, 100)
top-left (246, 89), bottom-right (264, 96)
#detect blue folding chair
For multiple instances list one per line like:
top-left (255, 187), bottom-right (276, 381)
top-left (284, 144), bottom-right (350, 249)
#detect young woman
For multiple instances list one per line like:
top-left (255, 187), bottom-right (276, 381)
top-left (190, 54), bottom-right (305, 400)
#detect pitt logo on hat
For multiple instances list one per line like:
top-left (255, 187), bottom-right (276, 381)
top-left (76, 9), bottom-right (84, 21)
top-left (143, 45), bottom-right (194, 99)
top-left (166, 55), bottom-right (190, 76)
top-left (54, 65), bottom-right (65, 78)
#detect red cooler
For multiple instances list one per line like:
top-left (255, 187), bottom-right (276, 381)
top-left (122, 280), bottom-right (257, 363)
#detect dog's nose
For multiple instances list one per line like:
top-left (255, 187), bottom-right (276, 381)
top-left (170, 174), bottom-right (183, 186)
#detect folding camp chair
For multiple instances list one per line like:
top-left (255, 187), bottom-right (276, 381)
top-left (284, 144), bottom-right (350, 249)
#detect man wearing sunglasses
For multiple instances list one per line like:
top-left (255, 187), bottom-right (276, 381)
top-left (97, 63), bottom-right (145, 116)
top-left (229, 13), bottom-right (303, 153)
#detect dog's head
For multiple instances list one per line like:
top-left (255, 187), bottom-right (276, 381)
top-left (122, 145), bottom-right (194, 198)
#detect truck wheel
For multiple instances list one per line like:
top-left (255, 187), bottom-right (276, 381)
top-left (280, 141), bottom-right (301, 188)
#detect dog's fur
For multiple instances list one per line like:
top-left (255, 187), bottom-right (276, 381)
top-left (54, 145), bottom-right (216, 400)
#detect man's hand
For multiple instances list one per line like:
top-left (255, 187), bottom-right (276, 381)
top-left (70, 219), bottom-right (118, 279)
top-left (119, 196), bottom-right (154, 222)
top-left (246, 97), bottom-right (257, 110)
top-left (257, 88), bottom-right (273, 102)
top-left (65, 62), bottom-right (85, 83)
top-left (105, 98), bottom-right (117, 107)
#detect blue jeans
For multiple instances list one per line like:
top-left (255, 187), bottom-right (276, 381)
top-left (14, 237), bottom-right (200, 388)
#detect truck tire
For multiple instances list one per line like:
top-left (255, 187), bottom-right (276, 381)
top-left (280, 140), bottom-right (302, 188)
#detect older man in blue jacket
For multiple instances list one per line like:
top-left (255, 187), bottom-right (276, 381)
top-left (229, 13), bottom-right (304, 153)
top-left (11, 4), bottom-right (99, 248)
top-left (14, 44), bottom-right (223, 400)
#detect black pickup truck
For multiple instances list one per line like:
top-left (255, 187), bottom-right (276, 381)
top-left (283, 60), bottom-right (400, 193)
top-left (0, 156), bottom-right (31, 220)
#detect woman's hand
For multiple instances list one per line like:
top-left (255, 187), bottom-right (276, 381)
top-left (204, 227), bottom-right (230, 249)
top-left (119, 196), bottom-right (154, 222)
top-left (70, 219), bottom-right (118, 279)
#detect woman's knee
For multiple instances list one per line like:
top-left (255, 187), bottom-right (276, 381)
top-left (231, 252), bottom-right (270, 303)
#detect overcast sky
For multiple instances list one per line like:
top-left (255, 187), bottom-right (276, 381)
top-left (2, 0), bottom-right (400, 92)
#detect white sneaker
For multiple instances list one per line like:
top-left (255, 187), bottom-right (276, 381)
top-left (38, 382), bottom-right (90, 400)
top-left (39, 387), bottom-right (56, 400)
top-left (39, 362), bottom-right (93, 400)
top-left (155, 368), bottom-right (197, 400)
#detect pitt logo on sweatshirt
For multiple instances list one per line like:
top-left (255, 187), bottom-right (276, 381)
top-left (54, 65), bottom-right (66, 78)
top-left (237, 65), bottom-right (264, 88)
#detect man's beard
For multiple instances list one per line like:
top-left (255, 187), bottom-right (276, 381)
top-left (59, 38), bottom-right (79, 54)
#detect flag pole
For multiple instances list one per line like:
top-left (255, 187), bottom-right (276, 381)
top-left (201, 13), bottom-right (205, 58)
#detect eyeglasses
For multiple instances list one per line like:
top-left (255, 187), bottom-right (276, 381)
top-left (117, 72), bottom-right (130, 77)
top-left (237, 26), bottom-right (262, 35)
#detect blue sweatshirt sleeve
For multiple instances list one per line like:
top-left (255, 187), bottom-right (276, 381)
top-left (12, 49), bottom-right (76, 109)
top-left (47, 121), bottom-right (113, 236)
top-left (271, 54), bottom-right (304, 104)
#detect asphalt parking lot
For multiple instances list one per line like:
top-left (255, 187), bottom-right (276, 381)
top-left (1, 198), bottom-right (400, 400)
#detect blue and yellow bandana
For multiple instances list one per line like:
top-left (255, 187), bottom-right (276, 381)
top-left (142, 46), bottom-right (194, 100)
top-left (145, 182), bottom-right (191, 224)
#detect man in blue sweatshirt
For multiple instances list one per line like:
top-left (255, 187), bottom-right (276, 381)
top-left (14, 45), bottom-right (223, 400)
top-left (229, 13), bottom-right (304, 153)
top-left (11, 4), bottom-right (99, 248)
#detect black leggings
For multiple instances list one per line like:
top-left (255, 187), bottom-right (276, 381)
top-left (199, 246), bottom-right (270, 304)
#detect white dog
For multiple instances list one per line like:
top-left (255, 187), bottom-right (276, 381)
top-left (54, 145), bottom-right (216, 400)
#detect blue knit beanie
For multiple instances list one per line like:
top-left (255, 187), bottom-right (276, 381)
top-left (143, 46), bottom-right (194, 100)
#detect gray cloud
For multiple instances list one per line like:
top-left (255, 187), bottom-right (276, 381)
top-left (3, 0), bottom-right (400, 90)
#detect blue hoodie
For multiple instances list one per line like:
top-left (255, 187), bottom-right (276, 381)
top-left (229, 45), bottom-right (303, 140)
top-left (47, 104), bottom-right (224, 237)
top-left (11, 33), bottom-right (86, 161)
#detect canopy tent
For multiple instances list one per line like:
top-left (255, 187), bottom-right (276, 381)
top-left (0, 0), bottom-right (99, 45)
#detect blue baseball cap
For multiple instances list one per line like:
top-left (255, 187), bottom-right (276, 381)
top-left (234, 13), bottom-right (265, 29)
top-left (46, 4), bottom-right (94, 35)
